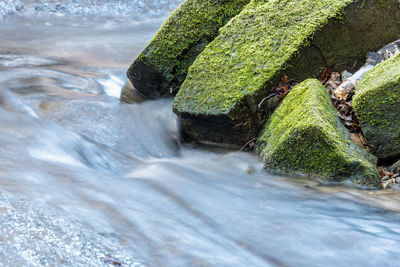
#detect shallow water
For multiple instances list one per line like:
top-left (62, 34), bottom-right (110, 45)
top-left (1, 1), bottom-right (400, 266)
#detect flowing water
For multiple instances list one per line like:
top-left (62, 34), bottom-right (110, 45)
top-left (0, 1), bottom-right (400, 266)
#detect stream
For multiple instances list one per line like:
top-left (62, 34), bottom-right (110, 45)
top-left (0, 1), bottom-right (400, 266)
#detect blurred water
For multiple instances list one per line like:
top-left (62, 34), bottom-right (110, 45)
top-left (0, 1), bottom-right (400, 266)
top-left (0, 0), bottom-right (182, 19)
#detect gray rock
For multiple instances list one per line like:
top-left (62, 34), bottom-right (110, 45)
top-left (341, 70), bottom-right (353, 81)
top-left (335, 39), bottom-right (400, 101)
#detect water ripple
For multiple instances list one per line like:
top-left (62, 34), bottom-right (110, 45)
top-left (0, 0), bottom-right (183, 19)
top-left (0, 192), bottom-right (142, 266)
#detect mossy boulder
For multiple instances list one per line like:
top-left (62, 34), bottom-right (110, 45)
top-left (173, 0), bottom-right (400, 146)
top-left (353, 53), bottom-right (400, 159)
top-left (256, 79), bottom-right (380, 188)
top-left (391, 159), bottom-right (400, 173)
top-left (126, 0), bottom-right (250, 99)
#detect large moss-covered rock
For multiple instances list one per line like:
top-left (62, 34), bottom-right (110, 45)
top-left (126, 0), bottom-right (250, 99)
top-left (173, 0), bottom-right (400, 146)
top-left (256, 79), bottom-right (380, 188)
top-left (353, 53), bottom-right (400, 159)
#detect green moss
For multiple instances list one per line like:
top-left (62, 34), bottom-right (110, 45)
top-left (173, 0), bottom-right (400, 145)
top-left (127, 0), bottom-right (250, 98)
top-left (256, 79), bottom-right (380, 188)
top-left (353, 53), bottom-right (400, 159)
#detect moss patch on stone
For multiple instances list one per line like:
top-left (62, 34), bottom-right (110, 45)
top-left (353, 53), bottom-right (400, 159)
top-left (256, 79), bottom-right (380, 188)
top-left (174, 0), bottom-right (400, 145)
top-left (127, 0), bottom-right (250, 98)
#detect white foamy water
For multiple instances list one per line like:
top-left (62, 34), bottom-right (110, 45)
top-left (0, 0), bottom-right (182, 19)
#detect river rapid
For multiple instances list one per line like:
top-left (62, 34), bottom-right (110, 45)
top-left (0, 1), bottom-right (400, 266)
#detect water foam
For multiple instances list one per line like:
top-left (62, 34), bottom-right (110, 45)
top-left (0, 0), bottom-right (22, 19)
top-left (0, 0), bottom-right (182, 19)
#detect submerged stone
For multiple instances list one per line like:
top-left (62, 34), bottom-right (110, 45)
top-left (353, 53), bottom-right (400, 159)
top-left (126, 0), bottom-right (250, 99)
top-left (256, 79), bottom-right (380, 188)
top-left (173, 0), bottom-right (400, 146)
top-left (120, 80), bottom-right (146, 104)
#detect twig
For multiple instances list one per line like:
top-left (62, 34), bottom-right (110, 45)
top-left (258, 95), bottom-right (276, 108)
top-left (240, 138), bottom-right (257, 151)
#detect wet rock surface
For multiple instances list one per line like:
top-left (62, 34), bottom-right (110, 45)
top-left (256, 79), bottom-right (380, 188)
top-left (120, 80), bottom-right (146, 104)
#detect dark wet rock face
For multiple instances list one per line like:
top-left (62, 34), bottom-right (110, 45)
top-left (126, 0), bottom-right (250, 99)
top-left (127, 60), bottom-right (165, 98)
top-left (119, 80), bottom-right (147, 104)
top-left (173, 0), bottom-right (400, 147)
